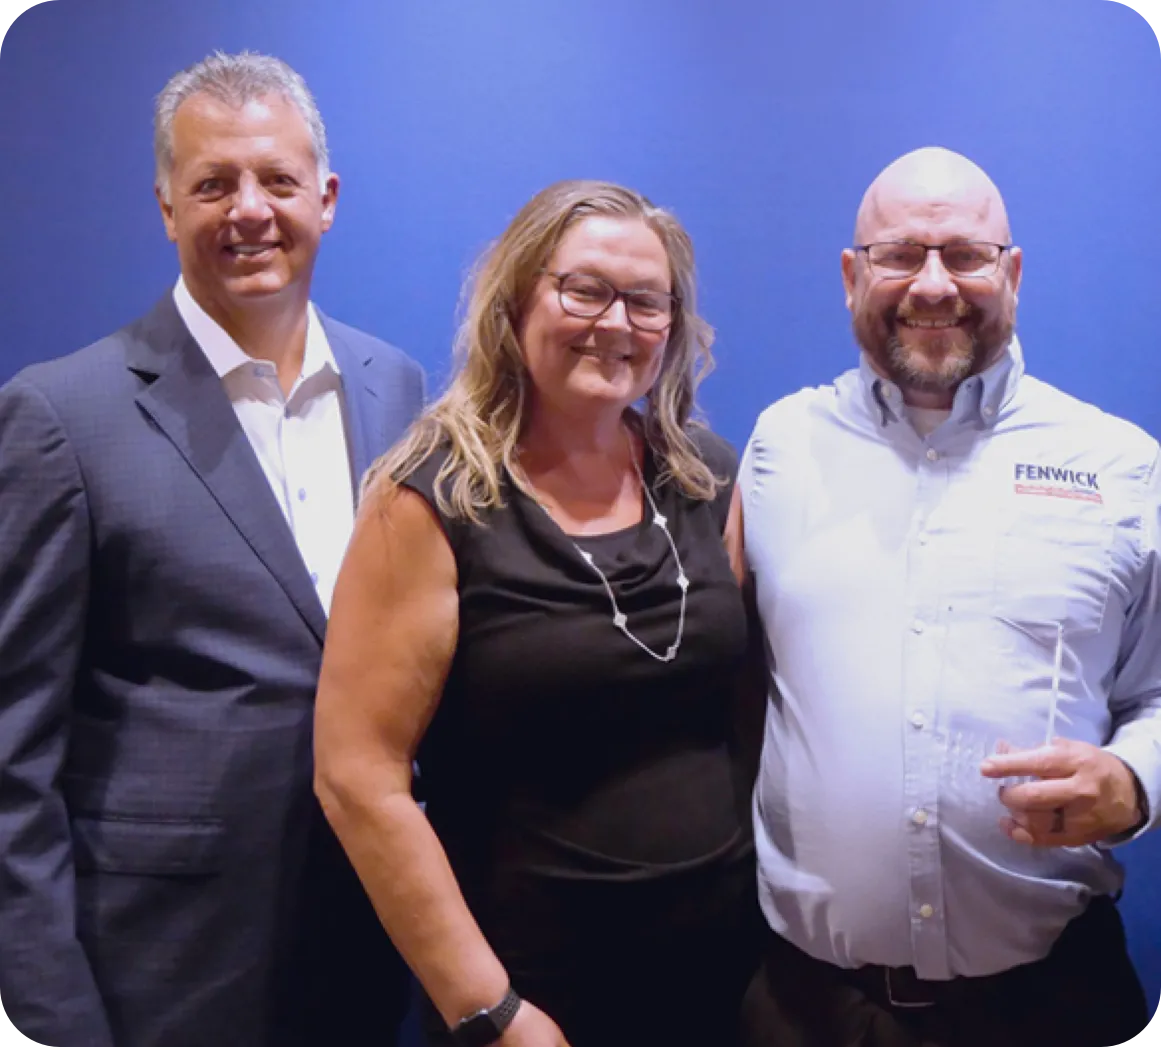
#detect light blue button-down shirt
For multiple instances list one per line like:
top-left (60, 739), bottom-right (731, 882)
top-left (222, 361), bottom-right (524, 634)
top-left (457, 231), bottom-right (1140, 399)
top-left (740, 338), bottom-right (1161, 979)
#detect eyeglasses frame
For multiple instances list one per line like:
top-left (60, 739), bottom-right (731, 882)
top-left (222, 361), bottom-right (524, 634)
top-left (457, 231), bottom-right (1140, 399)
top-left (541, 269), bottom-right (681, 332)
top-left (852, 241), bottom-right (1014, 280)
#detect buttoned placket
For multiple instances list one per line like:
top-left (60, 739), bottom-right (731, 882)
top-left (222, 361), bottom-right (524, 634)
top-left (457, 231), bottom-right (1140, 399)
top-left (281, 371), bottom-right (329, 592)
top-left (900, 425), bottom-right (954, 979)
top-left (249, 362), bottom-right (324, 591)
top-left (891, 369), bottom-right (1025, 976)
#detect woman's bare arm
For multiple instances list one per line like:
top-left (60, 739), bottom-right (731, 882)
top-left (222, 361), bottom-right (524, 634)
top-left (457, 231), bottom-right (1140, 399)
top-left (314, 486), bottom-right (566, 1044)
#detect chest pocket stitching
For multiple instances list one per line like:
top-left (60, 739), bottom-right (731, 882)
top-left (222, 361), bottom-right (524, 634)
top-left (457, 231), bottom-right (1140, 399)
top-left (992, 513), bottom-right (1115, 636)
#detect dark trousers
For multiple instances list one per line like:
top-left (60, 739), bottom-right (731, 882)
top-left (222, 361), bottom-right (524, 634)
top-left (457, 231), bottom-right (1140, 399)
top-left (740, 896), bottom-right (1149, 1047)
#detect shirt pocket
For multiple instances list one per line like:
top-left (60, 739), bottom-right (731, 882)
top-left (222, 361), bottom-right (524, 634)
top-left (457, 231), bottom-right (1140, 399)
top-left (992, 511), bottom-right (1115, 637)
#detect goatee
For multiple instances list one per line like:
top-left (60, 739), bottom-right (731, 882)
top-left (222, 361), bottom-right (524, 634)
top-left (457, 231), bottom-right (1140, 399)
top-left (884, 329), bottom-right (982, 393)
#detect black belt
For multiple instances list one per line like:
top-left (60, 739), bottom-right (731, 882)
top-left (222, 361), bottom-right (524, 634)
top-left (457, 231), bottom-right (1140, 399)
top-left (840, 895), bottom-right (1117, 1010)
top-left (842, 961), bottom-right (1004, 1009)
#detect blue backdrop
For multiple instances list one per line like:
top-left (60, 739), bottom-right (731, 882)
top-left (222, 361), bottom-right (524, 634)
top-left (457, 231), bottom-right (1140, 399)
top-left (1, 0), bottom-right (1159, 1029)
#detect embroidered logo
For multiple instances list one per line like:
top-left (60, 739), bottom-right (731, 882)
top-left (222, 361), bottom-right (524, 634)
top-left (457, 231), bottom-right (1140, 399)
top-left (1013, 463), bottom-right (1102, 504)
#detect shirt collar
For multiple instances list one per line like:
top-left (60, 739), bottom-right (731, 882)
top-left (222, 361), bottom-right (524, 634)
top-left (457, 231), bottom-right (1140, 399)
top-left (172, 276), bottom-right (339, 381)
top-left (857, 334), bottom-right (1025, 430)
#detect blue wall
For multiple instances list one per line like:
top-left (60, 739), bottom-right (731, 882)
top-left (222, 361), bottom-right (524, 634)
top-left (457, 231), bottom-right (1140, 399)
top-left (2, 0), bottom-right (1160, 1024)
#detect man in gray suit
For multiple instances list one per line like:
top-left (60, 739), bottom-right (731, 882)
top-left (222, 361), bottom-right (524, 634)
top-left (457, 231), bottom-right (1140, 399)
top-left (0, 52), bottom-right (424, 1047)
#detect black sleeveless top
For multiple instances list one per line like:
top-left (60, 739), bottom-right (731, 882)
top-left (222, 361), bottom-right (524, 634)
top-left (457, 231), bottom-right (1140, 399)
top-left (402, 428), bottom-right (750, 931)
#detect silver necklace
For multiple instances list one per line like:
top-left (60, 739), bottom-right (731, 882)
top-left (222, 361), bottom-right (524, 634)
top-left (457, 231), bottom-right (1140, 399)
top-left (538, 432), bottom-right (688, 663)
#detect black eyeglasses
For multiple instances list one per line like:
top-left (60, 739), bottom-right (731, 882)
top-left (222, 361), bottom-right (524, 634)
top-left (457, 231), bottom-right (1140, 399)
top-left (854, 241), bottom-right (1013, 279)
top-left (543, 270), bottom-right (679, 332)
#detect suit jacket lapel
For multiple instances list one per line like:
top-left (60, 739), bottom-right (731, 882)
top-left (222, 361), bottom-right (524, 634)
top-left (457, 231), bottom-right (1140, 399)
top-left (126, 296), bottom-right (328, 644)
top-left (323, 314), bottom-right (384, 489)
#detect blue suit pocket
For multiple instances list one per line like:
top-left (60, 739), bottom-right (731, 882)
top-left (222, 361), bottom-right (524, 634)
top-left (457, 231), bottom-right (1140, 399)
top-left (72, 815), bottom-right (224, 876)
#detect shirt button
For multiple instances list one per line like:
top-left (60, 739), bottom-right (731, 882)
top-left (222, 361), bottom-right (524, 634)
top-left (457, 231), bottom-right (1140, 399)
top-left (925, 448), bottom-right (940, 462)
top-left (310, 571), bottom-right (319, 585)
top-left (917, 532), bottom-right (929, 546)
top-left (912, 809), bottom-right (929, 827)
top-left (919, 904), bottom-right (935, 919)
top-left (910, 712), bottom-right (926, 729)
top-left (911, 619), bottom-right (925, 634)
top-left (297, 488), bottom-right (307, 502)
top-left (982, 406), bottom-right (995, 417)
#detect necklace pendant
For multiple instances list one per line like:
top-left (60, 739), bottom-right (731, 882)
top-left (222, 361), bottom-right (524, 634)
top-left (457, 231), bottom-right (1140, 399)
top-left (664, 645), bottom-right (678, 662)
top-left (653, 512), bottom-right (668, 529)
top-left (613, 611), bottom-right (628, 630)
top-left (676, 572), bottom-right (689, 591)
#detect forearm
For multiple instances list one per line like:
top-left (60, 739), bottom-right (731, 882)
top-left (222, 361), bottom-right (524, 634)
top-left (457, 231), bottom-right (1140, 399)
top-left (320, 782), bottom-right (509, 1027)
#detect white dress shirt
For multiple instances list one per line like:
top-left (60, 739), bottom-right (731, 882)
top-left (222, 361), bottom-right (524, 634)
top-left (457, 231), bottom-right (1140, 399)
top-left (741, 337), bottom-right (1161, 979)
top-left (173, 278), bottom-right (355, 614)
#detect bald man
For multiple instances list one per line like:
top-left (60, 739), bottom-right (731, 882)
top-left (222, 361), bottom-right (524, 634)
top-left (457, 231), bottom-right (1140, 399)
top-left (736, 147), bottom-right (1159, 1047)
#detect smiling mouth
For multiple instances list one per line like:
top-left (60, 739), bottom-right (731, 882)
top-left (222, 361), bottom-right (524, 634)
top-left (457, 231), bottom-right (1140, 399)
top-left (225, 243), bottom-right (280, 259)
top-left (897, 299), bottom-right (971, 330)
top-left (574, 346), bottom-right (633, 363)
top-left (897, 317), bottom-right (964, 329)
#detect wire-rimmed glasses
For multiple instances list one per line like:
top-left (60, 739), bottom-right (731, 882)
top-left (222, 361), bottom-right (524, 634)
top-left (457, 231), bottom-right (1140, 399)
top-left (854, 241), bottom-right (1013, 280)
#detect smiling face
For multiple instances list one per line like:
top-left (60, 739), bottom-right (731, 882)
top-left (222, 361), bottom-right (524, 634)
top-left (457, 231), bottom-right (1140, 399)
top-left (156, 91), bottom-right (338, 326)
top-left (841, 150), bottom-right (1022, 407)
top-left (518, 215), bottom-right (672, 422)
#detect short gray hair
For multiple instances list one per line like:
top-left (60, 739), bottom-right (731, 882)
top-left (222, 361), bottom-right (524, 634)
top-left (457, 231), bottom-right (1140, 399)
top-left (154, 51), bottom-right (330, 201)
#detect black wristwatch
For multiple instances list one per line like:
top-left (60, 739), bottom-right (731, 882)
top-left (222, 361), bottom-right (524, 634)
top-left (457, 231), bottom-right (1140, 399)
top-left (450, 987), bottom-right (522, 1047)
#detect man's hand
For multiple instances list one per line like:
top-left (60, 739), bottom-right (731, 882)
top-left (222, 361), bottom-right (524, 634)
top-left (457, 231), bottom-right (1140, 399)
top-left (499, 1001), bottom-right (572, 1046)
top-left (979, 739), bottom-right (1143, 847)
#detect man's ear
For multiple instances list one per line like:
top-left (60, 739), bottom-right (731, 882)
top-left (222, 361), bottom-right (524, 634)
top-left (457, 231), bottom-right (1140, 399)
top-left (156, 184), bottom-right (178, 243)
top-left (320, 173), bottom-right (340, 233)
top-left (1007, 245), bottom-right (1023, 303)
top-left (841, 248), bottom-right (858, 311)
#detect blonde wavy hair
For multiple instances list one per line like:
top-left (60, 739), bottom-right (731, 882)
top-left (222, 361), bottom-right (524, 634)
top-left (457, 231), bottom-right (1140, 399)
top-left (365, 179), bottom-right (719, 522)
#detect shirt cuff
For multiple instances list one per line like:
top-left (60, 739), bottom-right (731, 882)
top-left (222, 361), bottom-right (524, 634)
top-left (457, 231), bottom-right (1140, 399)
top-left (1099, 742), bottom-right (1158, 845)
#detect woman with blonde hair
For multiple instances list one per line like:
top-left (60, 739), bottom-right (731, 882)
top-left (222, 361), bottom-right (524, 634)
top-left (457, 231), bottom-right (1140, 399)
top-left (314, 180), bottom-right (759, 1047)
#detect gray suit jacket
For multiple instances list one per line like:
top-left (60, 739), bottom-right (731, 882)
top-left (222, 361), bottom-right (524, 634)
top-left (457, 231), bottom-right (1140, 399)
top-left (0, 295), bottom-right (424, 1047)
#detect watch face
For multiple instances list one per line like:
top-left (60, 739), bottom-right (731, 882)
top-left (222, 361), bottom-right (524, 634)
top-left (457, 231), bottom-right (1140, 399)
top-left (453, 1011), bottom-right (502, 1047)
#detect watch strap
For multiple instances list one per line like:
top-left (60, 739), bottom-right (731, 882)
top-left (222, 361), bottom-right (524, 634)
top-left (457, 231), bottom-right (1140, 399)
top-left (490, 987), bottom-right (521, 1029)
top-left (450, 987), bottom-right (522, 1047)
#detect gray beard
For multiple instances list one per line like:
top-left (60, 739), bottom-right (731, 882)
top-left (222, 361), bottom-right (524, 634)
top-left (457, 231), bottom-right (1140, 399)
top-left (883, 330), bottom-right (982, 393)
top-left (852, 302), bottom-right (1016, 399)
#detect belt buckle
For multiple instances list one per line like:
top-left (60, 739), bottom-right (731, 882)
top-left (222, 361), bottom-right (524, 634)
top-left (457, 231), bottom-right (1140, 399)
top-left (884, 967), bottom-right (937, 1009)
